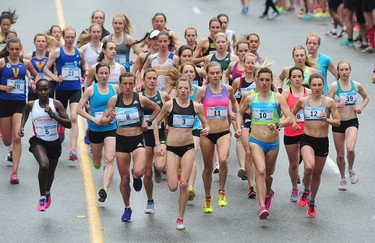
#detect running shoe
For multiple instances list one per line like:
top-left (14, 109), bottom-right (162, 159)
top-left (338, 178), bottom-right (347, 191)
top-left (69, 149), bottom-right (78, 161)
top-left (337, 29), bottom-right (346, 38)
top-left (176, 217), bottom-right (185, 230)
top-left (276, 6), bottom-right (285, 13)
top-left (218, 190), bottom-right (228, 207)
top-left (7, 151), bottom-right (13, 162)
top-left (307, 201), bottom-right (316, 217)
top-left (203, 197), bottom-right (213, 213)
top-left (313, 11), bottom-right (323, 18)
top-left (93, 160), bottom-right (101, 170)
top-left (46, 193), bottom-right (52, 209)
top-left (154, 164), bottom-right (162, 183)
top-left (177, 168), bottom-right (182, 182)
top-left (10, 171), bottom-right (19, 184)
top-left (362, 45), bottom-right (374, 53)
top-left (133, 177), bottom-right (143, 192)
top-left (241, 6), bottom-right (249, 15)
top-left (300, 13), bottom-right (313, 20)
top-left (248, 186), bottom-right (256, 199)
top-left (98, 188), bottom-right (107, 202)
top-left (325, 30), bottom-right (338, 38)
top-left (269, 11), bottom-right (280, 20)
top-left (340, 39), bottom-right (354, 46)
top-left (290, 189), bottom-right (299, 202)
top-left (349, 170), bottom-right (359, 184)
top-left (188, 187), bottom-right (196, 201)
top-left (121, 207), bottom-right (132, 222)
top-left (213, 162), bottom-right (219, 174)
top-left (265, 189), bottom-right (274, 210)
top-left (84, 129), bottom-right (90, 145)
top-left (286, 6), bottom-right (295, 12)
top-left (237, 168), bottom-right (247, 180)
top-left (298, 191), bottom-right (310, 207)
top-left (259, 205), bottom-right (269, 219)
top-left (259, 13), bottom-right (268, 19)
top-left (37, 197), bottom-right (47, 211)
top-left (144, 200), bottom-right (155, 214)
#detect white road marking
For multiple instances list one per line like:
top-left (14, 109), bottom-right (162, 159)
top-left (326, 156), bottom-right (340, 174)
top-left (192, 6), bottom-right (201, 14)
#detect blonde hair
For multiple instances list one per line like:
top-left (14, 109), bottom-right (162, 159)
top-left (292, 45), bottom-right (316, 68)
top-left (113, 14), bottom-right (133, 34)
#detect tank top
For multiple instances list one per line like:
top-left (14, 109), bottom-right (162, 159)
top-left (115, 92), bottom-right (143, 128)
top-left (202, 84), bottom-right (229, 119)
top-left (31, 98), bottom-right (59, 141)
top-left (286, 66), bottom-right (311, 88)
top-left (29, 51), bottom-right (52, 94)
top-left (303, 96), bottom-right (330, 120)
top-left (89, 83), bottom-right (117, 132)
top-left (0, 57), bottom-right (27, 101)
top-left (226, 29), bottom-right (234, 52)
top-left (84, 43), bottom-right (102, 67)
top-left (190, 85), bottom-right (202, 130)
top-left (55, 47), bottom-right (81, 90)
top-left (142, 90), bottom-right (164, 132)
top-left (334, 80), bottom-right (357, 106)
top-left (109, 34), bottom-right (130, 67)
top-left (251, 92), bottom-right (280, 125)
top-left (151, 52), bottom-right (175, 92)
top-left (107, 62), bottom-right (122, 84)
top-left (284, 88), bottom-right (308, 136)
top-left (210, 52), bottom-right (231, 71)
top-left (167, 99), bottom-right (195, 128)
top-left (234, 75), bottom-right (256, 103)
top-left (202, 37), bottom-right (216, 56)
top-left (192, 69), bottom-right (204, 86)
top-left (231, 61), bottom-right (244, 85)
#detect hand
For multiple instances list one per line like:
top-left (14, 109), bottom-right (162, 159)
top-left (234, 128), bottom-right (241, 138)
top-left (18, 129), bottom-right (24, 137)
top-left (109, 110), bottom-right (116, 122)
top-left (292, 122), bottom-right (301, 131)
top-left (355, 107), bottom-right (363, 114)
top-left (230, 112), bottom-right (236, 121)
top-left (320, 111), bottom-right (327, 121)
top-left (267, 123), bottom-right (278, 131)
top-left (56, 75), bottom-right (64, 83)
top-left (135, 84), bottom-right (143, 92)
top-left (155, 144), bottom-right (165, 157)
top-left (141, 122), bottom-right (148, 132)
top-left (4, 85), bottom-right (15, 93)
top-left (93, 117), bottom-right (102, 126)
top-left (337, 101), bottom-right (345, 108)
top-left (201, 126), bottom-right (209, 136)
top-left (44, 104), bottom-right (53, 116)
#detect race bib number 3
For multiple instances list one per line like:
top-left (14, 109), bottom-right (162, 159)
top-left (252, 108), bottom-right (273, 121)
top-left (116, 107), bottom-right (140, 127)
top-left (207, 106), bottom-right (227, 119)
top-left (7, 79), bottom-right (25, 94)
top-left (62, 66), bottom-right (79, 81)
top-left (173, 114), bottom-right (194, 128)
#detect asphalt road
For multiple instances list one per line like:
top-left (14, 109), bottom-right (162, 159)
top-left (0, 0), bottom-right (374, 242)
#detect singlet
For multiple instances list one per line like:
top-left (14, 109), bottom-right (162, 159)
top-left (231, 61), bottom-right (244, 85)
top-left (107, 62), bottom-right (122, 84)
top-left (167, 99), bottom-right (195, 128)
top-left (210, 52), bottom-right (231, 71)
top-left (31, 98), bottom-right (59, 141)
top-left (55, 47), bottom-right (81, 90)
top-left (286, 66), bottom-right (311, 88)
top-left (151, 52), bottom-right (175, 92)
top-left (251, 92), bottom-right (281, 125)
top-left (317, 53), bottom-right (331, 95)
top-left (109, 34), bottom-right (130, 67)
top-left (334, 80), bottom-right (357, 106)
top-left (202, 37), bottom-right (216, 56)
top-left (29, 51), bottom-right (53, 94)
top-left (142, 90), bottom-right (164, 132)
top-left (84, 43), bottom-right (102, 67)
top-left (89, 83), bottom-right (117, 132)
top-left (202, 83), bottom-right (229, 119)
top-left (234, 75), bottom-right (256, 103)
top-left (192, 69), bottom-right (204, 86)
top-left (115, 92), bottom-right (143, 128)
top-left (190, 85), bottom-right (202, 130)
top-left (226, 29), bottom-right (234, 52)
top-left (0, 57), bottom-right (27, 101)
top-left (284, 88), bottom-right (308, 136)
top-left (303, 96), bottom-right (330, 120)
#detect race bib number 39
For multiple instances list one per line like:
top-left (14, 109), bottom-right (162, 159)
top-left (339, 92), bottom-right (357, 105)
top-left (207, 106), bottom-right (227, 119)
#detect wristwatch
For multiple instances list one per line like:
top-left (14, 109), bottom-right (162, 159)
top-left (50, 112), bottom-right (56, 118)
top-left (146, 120), bottom-right (152, 126)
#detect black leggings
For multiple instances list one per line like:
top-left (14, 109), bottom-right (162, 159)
top-left (264, 0), bottom-right (278, 14)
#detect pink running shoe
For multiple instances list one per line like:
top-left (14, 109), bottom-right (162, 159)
top-left (10, 171), bottom-right (19, 184)
top-left (37, 198), bottom-right (47, 211)
top-left (265, 189), bottom-right (274, 210)
top-left (45, 193), bottom-right (52, 209)
top-left (259, 205), bottom-right (269, 219)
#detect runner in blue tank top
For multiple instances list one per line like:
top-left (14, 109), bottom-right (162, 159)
top-left (19, 79), bottom-right (71, 211)
top-left (0, 37), bottom-right (40, 184)
top-left (77, 63), bottom-right (120, 203)
top-left (43, 26), bottom-right (89, 161)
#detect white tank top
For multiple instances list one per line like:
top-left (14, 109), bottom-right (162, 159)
top-left (226, 29), bottom-right (234, 52)
top-left (151, 52), bottom-right (175, 92)
top-left (31, 98), bottom-right (59, 141)
top-left (107, 62), bottom-right (122, 84)
top-left (84, 43), bottom-right (103, 67)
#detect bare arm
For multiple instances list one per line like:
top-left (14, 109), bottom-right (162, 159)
top-left (18, 101), bottom-right (34, 137)
top-left (52, 100), bottom-right (72, 128)
top-left (355, 82), bottom-right (369, 114)
top-left (100, 95), bottom-right (117, 125)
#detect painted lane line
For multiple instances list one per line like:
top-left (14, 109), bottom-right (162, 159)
top-left (192, 6), bottom-right (201, 14)
top-left (326, 155), bottom-right (340, 174)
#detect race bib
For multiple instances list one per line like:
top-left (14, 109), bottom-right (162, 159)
top-left (173, 114), bottom-right (194, 128)
top-left (62, 66), bottom-right (79, 81)
top-left (207, 106), bottom-right (227, 119)
top-left (339, 92), bottom-right (357, 105)
top-left (115, 54), bottom-right (126, 65)
top-left (252, 108), bottom-right (274, 121)
top-left (304, 107), bottom-right (325, 120)
top-left (116, 107), bottom-right (139, 127)
top-left (34, 117), bottom-right (58, 139)
top-left (144, 114), bottom-right (161, 129)
top-left (296, 110), bottom-right (304, 122)
top-left (7, 79), bottom-right (25, 94)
